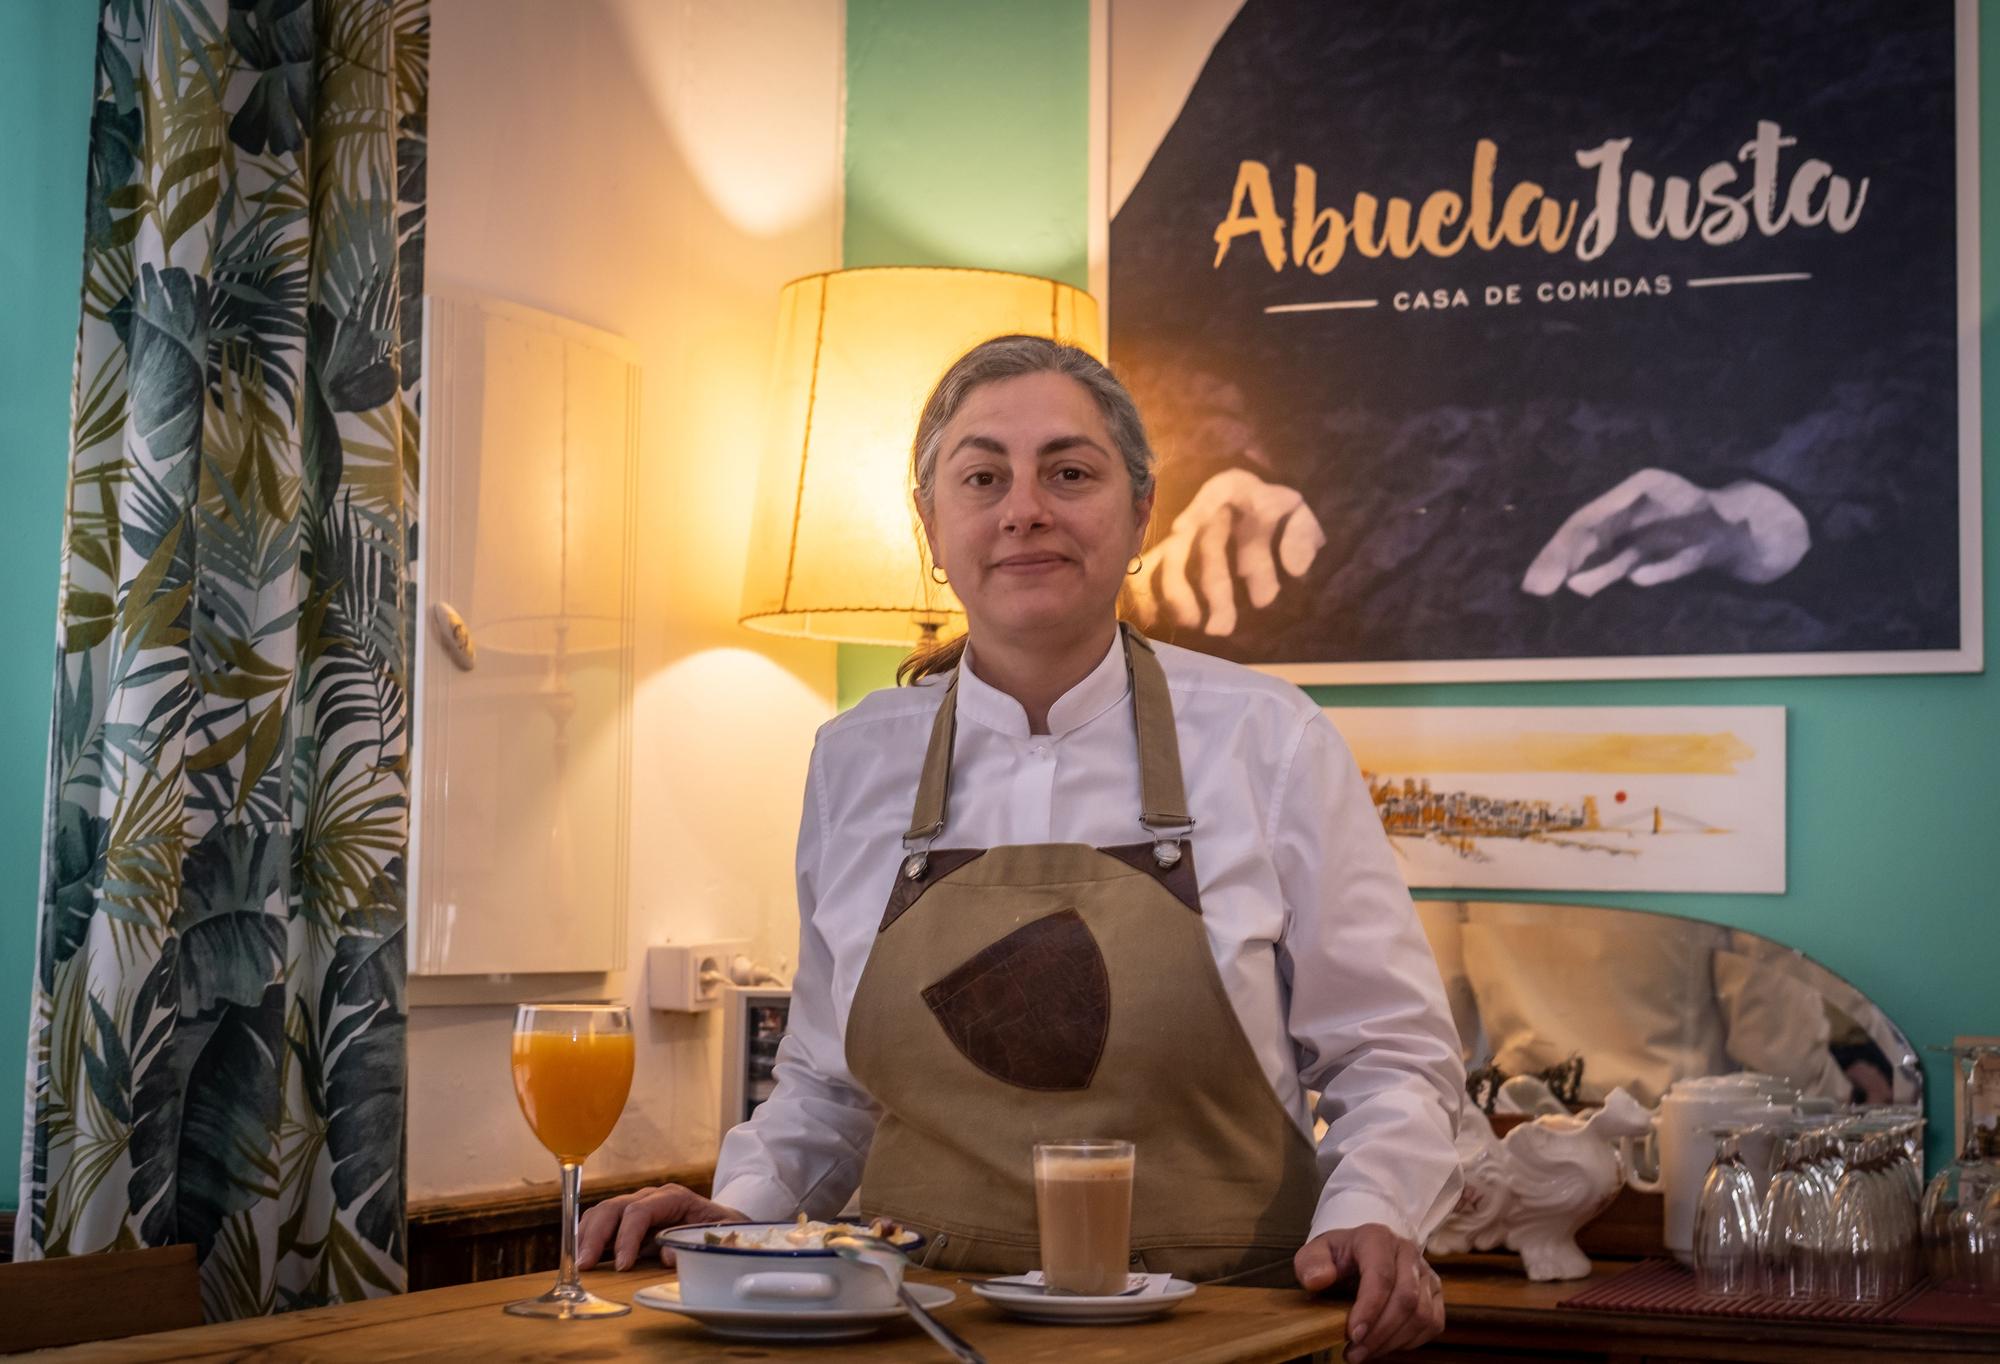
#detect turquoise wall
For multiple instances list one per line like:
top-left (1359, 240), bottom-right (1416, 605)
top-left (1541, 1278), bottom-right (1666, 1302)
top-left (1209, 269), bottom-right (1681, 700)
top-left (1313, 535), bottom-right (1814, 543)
top-left (0, 4), bottom-right (96, 1213)
top-left (844, 0), bottom-right (2000, 1170)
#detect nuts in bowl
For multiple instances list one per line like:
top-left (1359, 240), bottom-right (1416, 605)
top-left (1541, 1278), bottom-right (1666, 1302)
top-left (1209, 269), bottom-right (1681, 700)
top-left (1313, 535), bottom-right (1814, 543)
top-left (659, 1215), bottom-right (927, 1312)
top-left (694, 1214), bottom-right (921, 1251)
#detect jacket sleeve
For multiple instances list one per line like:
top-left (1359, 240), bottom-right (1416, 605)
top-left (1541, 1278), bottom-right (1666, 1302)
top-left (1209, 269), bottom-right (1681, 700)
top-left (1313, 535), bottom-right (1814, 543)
top-left (1271, 712), bottom-right (1467, 1243)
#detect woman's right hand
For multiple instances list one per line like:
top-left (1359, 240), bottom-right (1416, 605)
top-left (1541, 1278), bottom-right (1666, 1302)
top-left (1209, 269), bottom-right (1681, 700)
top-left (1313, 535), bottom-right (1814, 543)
top-left (576, 1183), bottom-right (749, 1271)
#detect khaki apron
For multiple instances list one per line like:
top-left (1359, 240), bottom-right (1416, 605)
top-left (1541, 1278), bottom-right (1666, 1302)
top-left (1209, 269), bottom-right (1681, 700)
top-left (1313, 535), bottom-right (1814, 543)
top-left (845, 625), bottom-right (1322, 1284)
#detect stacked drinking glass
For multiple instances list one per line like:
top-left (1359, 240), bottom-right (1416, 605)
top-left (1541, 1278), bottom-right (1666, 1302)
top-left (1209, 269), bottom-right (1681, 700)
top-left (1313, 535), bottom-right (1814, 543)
top-left (1919, 1044), bottom-right (2000, 1298)
top-left (1692, 1112), bottom-right (1929, 1302)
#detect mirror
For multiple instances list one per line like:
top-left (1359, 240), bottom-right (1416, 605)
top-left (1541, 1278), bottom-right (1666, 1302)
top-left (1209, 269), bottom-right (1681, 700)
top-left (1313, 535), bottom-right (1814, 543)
top-left (1414, 900), bottom-right (1923, 1112)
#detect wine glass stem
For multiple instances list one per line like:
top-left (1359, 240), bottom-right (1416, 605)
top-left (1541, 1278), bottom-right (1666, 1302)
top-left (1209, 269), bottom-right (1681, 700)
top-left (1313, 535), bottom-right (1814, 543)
top-left (557, 1160), bottom-right (584, 1297)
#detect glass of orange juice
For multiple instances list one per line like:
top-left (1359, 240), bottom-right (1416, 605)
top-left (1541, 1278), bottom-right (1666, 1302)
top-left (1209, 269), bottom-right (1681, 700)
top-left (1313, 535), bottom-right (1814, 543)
top-left (505, 1003), bottom-right (636, 1318)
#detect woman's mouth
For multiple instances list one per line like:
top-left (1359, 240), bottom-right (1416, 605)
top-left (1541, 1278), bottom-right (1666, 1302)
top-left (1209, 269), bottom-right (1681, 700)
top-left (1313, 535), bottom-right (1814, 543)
top-left (992, 554), bottom-right (1069, 575)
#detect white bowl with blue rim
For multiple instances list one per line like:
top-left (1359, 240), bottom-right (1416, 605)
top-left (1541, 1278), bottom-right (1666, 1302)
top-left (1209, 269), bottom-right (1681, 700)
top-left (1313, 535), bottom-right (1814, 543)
top-left (658, 1222), bottom-right (928, 1312)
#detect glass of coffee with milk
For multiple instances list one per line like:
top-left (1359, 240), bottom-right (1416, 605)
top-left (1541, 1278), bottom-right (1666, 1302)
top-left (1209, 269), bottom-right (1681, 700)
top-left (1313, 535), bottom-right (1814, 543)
top-left (1033, 1140), bottom-right (1136, 1295)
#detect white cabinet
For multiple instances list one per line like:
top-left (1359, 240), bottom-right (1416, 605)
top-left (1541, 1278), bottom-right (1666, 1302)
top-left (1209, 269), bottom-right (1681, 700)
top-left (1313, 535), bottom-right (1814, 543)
top-left (410, 294), bottom-right (639, 988)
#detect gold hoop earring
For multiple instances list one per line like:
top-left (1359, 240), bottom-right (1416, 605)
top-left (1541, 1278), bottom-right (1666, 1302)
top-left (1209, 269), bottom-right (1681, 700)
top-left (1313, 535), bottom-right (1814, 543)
top-left (1127, 556), bottom-right (1144, 576)
top-left (930, 566), bottom-right (949, 585)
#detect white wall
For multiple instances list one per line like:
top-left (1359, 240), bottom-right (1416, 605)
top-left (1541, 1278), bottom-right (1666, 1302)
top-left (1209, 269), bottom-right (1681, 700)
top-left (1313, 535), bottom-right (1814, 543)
top-left (412, 0), bottom-right (844, 1200)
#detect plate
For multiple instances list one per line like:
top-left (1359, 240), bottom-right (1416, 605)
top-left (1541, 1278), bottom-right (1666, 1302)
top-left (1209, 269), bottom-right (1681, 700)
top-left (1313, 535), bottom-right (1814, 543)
top-left (633, 1279), bottom-right (957, 1342)
top-left (970, 1275), bottom-right (1197, 1324)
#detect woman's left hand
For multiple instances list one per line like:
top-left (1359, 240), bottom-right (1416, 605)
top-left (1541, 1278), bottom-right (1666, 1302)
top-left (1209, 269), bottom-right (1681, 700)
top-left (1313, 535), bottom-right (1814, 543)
top-left (1292, 1222), bottom-right (1445, 1362)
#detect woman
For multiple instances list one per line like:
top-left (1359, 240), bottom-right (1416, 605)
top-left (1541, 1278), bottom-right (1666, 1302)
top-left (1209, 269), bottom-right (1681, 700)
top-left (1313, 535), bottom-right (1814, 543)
top-left (580, 337), bottom-right (1463, 1361)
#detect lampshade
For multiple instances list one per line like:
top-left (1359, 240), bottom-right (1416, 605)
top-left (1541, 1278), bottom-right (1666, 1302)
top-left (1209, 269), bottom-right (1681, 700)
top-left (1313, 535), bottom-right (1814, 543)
top-left (738, 267), bottom-right (1104, 645)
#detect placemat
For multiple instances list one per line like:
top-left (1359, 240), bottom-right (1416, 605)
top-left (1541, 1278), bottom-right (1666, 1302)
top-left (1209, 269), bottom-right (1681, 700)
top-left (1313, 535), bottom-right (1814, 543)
top-left (1558, 1258), bottom-right (1927, 1323)
top-left (1891, 1286), bottom-right (2000, 1330)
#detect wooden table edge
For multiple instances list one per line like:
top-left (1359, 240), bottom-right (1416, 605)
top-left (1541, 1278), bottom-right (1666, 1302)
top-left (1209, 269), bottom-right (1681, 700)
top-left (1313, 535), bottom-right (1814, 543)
top-left (20, 1266), bottom-right (1357, 1363)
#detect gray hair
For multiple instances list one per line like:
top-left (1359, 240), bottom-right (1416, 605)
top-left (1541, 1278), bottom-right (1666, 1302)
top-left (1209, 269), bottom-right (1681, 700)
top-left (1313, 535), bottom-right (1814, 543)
top-left (911, 335), bottom-right (1157, 515)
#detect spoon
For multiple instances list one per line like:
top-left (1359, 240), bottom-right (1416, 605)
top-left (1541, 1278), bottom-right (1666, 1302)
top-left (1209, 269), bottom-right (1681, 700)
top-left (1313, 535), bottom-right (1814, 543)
top-left (826, 1233), bottom-right (987, 1364)
top-left (963, 1275), bottom-right (1147, 1296)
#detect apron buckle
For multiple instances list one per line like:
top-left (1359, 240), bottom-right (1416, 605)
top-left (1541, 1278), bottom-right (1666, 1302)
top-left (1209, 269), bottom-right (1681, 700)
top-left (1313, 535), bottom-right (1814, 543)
top-left (1139, 815), bottom-right (1195, 869)
top-left (901, 818), bottom-right (944, 883)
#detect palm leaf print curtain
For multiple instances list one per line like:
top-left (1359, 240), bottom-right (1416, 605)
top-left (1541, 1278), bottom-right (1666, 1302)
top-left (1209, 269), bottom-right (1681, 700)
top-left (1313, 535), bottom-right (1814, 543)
top-left (16, 0), bottom-right (427, 1319)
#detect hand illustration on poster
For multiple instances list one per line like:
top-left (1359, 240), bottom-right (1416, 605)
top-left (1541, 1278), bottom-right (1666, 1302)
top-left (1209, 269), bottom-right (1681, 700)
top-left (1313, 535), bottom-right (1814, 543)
top-left (1108, 0), bottom-right (1979, 681)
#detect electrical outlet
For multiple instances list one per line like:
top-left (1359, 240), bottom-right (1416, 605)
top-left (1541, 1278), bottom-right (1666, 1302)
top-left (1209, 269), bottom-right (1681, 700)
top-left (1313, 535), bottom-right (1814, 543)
top-left (647, 940), bottom-right (749, 1012)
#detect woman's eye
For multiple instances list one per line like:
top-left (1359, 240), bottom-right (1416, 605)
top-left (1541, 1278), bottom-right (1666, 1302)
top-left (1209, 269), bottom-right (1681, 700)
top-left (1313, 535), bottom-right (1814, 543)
top-left (966, 471), bottom-right (998, 488)
top-left (1054, 466), bottom-right (1090, 483)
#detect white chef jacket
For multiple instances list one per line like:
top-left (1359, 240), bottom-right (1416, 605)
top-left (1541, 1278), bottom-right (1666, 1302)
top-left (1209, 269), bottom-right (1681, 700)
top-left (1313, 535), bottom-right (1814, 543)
top-left (712, 632), bottom-right (1466, 1244)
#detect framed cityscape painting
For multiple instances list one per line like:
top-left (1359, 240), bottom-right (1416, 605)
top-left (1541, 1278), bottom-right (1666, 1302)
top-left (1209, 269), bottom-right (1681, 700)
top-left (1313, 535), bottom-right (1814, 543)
top-left (1321, 706), bottom-right (1786, 893)
top-left (1102, 0), bottom-right (1981, 681)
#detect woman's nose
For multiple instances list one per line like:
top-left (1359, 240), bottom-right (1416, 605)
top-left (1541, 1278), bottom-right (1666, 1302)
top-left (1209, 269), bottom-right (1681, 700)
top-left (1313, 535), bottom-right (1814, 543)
top-left (999, 478), bottom-right (1051, 532)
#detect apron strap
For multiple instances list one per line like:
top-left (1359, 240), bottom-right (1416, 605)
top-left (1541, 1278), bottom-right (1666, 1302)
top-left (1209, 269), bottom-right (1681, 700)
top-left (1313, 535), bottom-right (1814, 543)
top-left (901, 625), bottom-right (1192, 860)
top-left (904, 672), bottom-right (959, 845)
top-left (1122, 623), bottom-right (1191, 832)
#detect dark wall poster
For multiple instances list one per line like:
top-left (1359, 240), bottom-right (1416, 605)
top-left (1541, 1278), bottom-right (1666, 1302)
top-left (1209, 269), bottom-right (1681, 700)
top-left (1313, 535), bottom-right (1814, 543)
top-left (1106, 0), bottom-right (1981, 682)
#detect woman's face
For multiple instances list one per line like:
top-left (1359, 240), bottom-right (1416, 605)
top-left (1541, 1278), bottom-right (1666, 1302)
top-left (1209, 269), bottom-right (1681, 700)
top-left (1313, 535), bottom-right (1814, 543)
top-left (919, 371), bottom-right (1153, 647)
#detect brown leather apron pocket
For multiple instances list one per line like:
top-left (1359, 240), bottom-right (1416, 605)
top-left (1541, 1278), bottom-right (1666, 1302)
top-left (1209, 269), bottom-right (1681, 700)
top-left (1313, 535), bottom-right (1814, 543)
top-left (920, 908), bottom-right (1110, 1090)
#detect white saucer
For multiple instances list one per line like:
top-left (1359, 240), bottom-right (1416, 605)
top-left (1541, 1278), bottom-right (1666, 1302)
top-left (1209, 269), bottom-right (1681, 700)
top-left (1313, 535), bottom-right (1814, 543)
top-left (633, 1280), bottom-right (957, 1342)
top-left (970, 1275), bottom-right (1197, 1323)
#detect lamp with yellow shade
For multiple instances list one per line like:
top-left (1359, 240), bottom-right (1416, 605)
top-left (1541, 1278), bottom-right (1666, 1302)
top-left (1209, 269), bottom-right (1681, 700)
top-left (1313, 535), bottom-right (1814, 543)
top-left (738, 266), bottom-right (1104, 647)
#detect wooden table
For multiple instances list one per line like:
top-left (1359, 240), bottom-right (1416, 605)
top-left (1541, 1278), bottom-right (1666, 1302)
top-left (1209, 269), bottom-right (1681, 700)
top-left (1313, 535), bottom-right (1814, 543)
top-left (32, 1266), bottom-right (1351, 1363)
top-left (34, 1256), bottom-right (2000, 1362)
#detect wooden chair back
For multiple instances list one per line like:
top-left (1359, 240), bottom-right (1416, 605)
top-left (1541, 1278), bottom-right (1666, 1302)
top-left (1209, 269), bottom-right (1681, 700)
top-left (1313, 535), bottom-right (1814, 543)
top-left (0, 1244), bottom-right (203, 1353)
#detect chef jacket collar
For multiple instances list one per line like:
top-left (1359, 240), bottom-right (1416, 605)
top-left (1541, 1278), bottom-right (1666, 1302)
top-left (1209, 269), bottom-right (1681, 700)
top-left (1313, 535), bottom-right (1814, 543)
top-left (957, 628), bottom-right (1130, 740)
